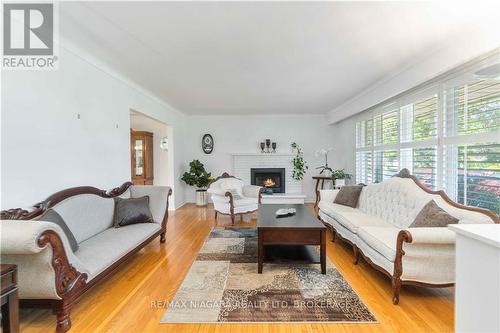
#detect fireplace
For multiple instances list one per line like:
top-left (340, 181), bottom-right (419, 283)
top-left (251, 168), bottom-right (285, 193)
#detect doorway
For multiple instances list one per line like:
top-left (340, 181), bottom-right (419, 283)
top-left (130, 110), bottom-right (172, 187)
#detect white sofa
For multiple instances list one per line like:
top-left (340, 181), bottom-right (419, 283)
top-left (0, 182), bottom-right (172, 332)
top-left (318, 170), bottom-right (498, 304)
top-left (207, 173), bottom-right (264, 223)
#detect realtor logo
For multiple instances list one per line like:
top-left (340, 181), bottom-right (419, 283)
top-left (2, 2), bottom-right (58, 69)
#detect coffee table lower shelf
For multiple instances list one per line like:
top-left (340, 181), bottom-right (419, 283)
top-left (262, 245), bottom-right (321, 264)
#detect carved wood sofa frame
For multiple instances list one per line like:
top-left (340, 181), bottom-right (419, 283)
top-left (318, 171), bottom-right (499, 305)
top-left (208, 172), bottom-right (265, 224)
top-left (0, 182), bottom-right (172, 332)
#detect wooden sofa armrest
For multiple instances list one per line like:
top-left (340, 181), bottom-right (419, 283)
top-left (0, 220), bottom-right (88, 300)
top-left (37, 230), bottom-right (88, 298)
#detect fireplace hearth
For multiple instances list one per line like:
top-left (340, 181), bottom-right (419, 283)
top-left (251, 168), bottom-right (285, 193)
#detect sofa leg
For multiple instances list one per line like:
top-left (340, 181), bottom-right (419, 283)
top-left (214, 211), bottom-right (218, 219)
top-left (392, 277), bottom-right (402, 305)
top-left (353, 246), bottom-right (360, 265)
top-left (160, 231), bottom-right (166, 243)
top-left (54, 302), bottom-right (72, 333)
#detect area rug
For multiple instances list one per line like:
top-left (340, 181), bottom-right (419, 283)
top-left (161, 227), bottom-right (376, 323)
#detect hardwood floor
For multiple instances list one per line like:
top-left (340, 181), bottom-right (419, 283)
top-left (20, 203), bottom-right (454, 333)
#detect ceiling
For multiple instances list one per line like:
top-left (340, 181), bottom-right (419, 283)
top-left (60, 1), bottom-right (497, 115)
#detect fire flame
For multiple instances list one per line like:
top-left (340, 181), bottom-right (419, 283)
top-left (263, 178), bottom-right (275, 187)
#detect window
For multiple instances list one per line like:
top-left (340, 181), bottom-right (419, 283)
top-left (355, 55), bottom-right (500, 214)
top-left (456, 144), bottom-right (500, 213)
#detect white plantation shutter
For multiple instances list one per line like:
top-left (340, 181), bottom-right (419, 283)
top-left (413, 95), bottom-right (438, 141)
top-left (355, 53), bottom-right (500, 213)
top-left (413, 147), bottom-right (437, 189)
top-left (356, 151), bottom-right (373, 184)
top-left (382, 150), bottom-right (399, 180)
top-left (382, 110), bottom-right (399, 145)
top-left (445, 81), bottom-right (500, 137)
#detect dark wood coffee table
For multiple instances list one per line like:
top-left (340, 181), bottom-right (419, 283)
top-left (257, 204), bottom-right (326, 274)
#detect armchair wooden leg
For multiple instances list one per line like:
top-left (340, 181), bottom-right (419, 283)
top-left (331, 228), bottom-right (337, 242)
top-left (160, 231), bottom-right (166, 243)
top-left (230, 215), bottom-right (235, 225)
top-left (214, 211), bottom-right (218, 219)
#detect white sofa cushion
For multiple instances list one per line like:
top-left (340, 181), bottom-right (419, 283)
top-left (357, 226), bottom-right (399, 261)
top-left (319, 202), bottom-right (390, 234)
top-left (212, 195), bottom-right (257, 206)
top-left (211, 195), bottom-right (257, 214)
top-left (53, 194), bottom-right (114, 243)
top-left (75, 223), bottom-right (161, 279)
top-left (218, 178), bottom-right (245, 196)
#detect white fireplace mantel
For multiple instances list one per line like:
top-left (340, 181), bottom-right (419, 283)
top-left (231, 152), bottom-right (304, 203)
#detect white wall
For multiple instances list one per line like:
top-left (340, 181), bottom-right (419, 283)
top-left (130, 112), bottom-right (172, 187)
top-left (1, 41), bottom-right (187, 210)
top-left (183, 114), bottom-right (341, 203)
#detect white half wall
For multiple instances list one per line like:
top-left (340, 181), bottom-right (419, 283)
top-left (183, 115), bottom-right (340, 203)
top-left (1, 39), bottom-right (187, 210)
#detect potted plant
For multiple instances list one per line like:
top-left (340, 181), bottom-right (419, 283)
top-left (181, 160), bottom-right (212, 206)
top-left (315, 148), bottom-right (333, 176)
top-left (291, 142), bottom-right (308, 180)
top-left (331, 169), bottom-right (352, 187)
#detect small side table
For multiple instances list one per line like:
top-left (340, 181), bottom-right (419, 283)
top-left (313, 176), bottom-right (335, 208)
top-left (1, 264), bottom-right (19, 333)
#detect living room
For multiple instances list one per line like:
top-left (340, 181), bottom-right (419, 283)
top-left (1, 1), bottom-right (499, 333)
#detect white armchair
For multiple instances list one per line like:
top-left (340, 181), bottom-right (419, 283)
top-left (207, 173), bottom-right (264, 224)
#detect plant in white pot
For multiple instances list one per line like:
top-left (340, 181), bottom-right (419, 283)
top-left (181, 160), bottom-right (213, 206)
top-left (331, 169), bottom-right (352, 187)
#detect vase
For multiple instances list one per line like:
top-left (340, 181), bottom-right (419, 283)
top-left (335, 179), bottom-right (345, 187)
top-left (196, 189), bottom-right (208, 206)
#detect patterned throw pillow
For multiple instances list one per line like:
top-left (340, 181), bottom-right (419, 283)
top-left (333, 185), bottom-right (364, 208)
top-left (410, 200), bottom-right (459, 227)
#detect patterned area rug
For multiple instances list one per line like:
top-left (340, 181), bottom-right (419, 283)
top-left (161, 227), bottom-right (376, 323)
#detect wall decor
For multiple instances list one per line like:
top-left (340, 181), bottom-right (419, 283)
top-left (160, 137), bottom-right (169, 151)
top-left (260, 139), bottom-right (277, 153)
top-left (202, 134), bottom-right (214, 154)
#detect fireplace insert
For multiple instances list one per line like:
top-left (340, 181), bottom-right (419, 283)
top-left (251, 168), bottom-right (285, 193)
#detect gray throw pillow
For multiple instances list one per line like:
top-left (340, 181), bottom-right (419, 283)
top-left (334, 185), bottom-right (364, 208)
top-left (410, 200), bottom-right (459, 227)
top-left (37, 209), bottom-right (79, 252)
top-left (113, 196), bottom-right (154, 228)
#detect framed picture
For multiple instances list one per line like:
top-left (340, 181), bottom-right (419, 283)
top-left (202, 134), bottom-right (214, 154)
